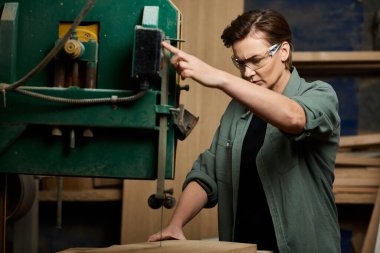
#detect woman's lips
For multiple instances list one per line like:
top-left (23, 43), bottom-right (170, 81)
top-left (251, 80), bottom-right (261, 85)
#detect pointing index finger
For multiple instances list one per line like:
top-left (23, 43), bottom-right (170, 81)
top-left (162, 41), bottom-right (181, 55)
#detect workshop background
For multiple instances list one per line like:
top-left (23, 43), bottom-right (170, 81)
top-left (3, 0), bottom-right (380, 252)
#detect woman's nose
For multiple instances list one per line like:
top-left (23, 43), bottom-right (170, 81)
top-left (242, 65), bottom-right (256, 78)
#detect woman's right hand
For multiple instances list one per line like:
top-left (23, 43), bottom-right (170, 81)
top-left (148, 224), bottom-right (186, 242)
top-left (162, 41), bottom-right (228, 89)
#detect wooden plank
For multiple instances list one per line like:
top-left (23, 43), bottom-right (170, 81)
top-left (375, 221), bottom-right (380, 253)
top-left (293, 52), bottom-right (380, 74)
top-left (58, 240), bottom-right (257, 253)
top-left (39, 189), bottom-right (122, 202)
top-left (293, 51), bottom-right (380, 63)
top-left (334, 168), bottom-right (380, 187)
top-left (334, 193), bottom-right (377, 204)
top-left (333, 185), bottom-right (378, 204)
top-left (339, 134), bottom-right (380, 149)
top-left (361, 188), bottom-right (380, 253)
top-left (40, 177), bottom-right (94, 191)
top-left (92, 178), bottom-right (122, 188)
top-left (335, 155), bottom-right (380, 167)
top-left (333, 187), bottom-right (378, 194)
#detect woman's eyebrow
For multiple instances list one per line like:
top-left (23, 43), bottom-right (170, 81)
top-left (235, 53), bottom-right (262, 62)
top-left (246, 53), bottom-right (265, 61)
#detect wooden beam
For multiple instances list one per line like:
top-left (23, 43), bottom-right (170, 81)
top-left (58, 240), bottom-right (257, 253)
top-left (294, 51), bottom-right (380, 62)
top-left (335, 155), bottom-right (380, 167)
top-left (333, 187), bottom-right (378, 194)
top-left (334, 192), bottom-right (377, 204)
top-left (334, 168), bottom-right (380, 187)
top-left (293, 51), bottom-right (380, 75)
top-left (339, 134), bottom-right (380, 149)
top-left (39, 189), bottom-right (122, 201)
top-left (361, 188), bottom-right (380, 253)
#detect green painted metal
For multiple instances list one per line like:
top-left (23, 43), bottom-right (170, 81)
top-left (0, 2), bottom-right (18, 83)
top-left (0, 0), bottom-right (179, 89)
top-left (0, 125), bottom-right (161, 179)
top-left (1, 88), bottom-right (161, 129)
top-left (0, 0), bottom-right (181, 179)
top-left (0, 123), bottom-right (26, 153)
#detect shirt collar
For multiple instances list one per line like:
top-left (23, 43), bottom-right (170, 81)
top-left (282, 67), bottom-right (302, 97)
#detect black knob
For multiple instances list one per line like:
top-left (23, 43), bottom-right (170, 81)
top-left (163, 195), bottom-right (176, 209)
top-left (178, 84), bottom-right (190, 91)
top-left (148, 194), bottom-right (164, 209)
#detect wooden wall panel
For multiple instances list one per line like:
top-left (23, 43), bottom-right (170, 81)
top-left (121, 0), bottom-right (244, 244)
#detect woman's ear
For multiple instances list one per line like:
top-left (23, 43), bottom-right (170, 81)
top-left (280, 42), bottom-right (290, 62)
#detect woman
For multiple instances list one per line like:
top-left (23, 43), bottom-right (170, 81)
top-left (149, 9), bottom-right (341, 253)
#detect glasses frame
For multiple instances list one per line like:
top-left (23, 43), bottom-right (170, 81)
top-left (231, 43), bottom-right (281, 71)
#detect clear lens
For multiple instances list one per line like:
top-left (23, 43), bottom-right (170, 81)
top-left (231, 43), bottom-right (280, 71)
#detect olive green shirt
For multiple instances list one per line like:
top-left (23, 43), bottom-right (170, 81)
top-left (183, 68), bottom-right (341, 253)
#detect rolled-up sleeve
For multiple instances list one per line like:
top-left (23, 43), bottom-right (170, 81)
top-left (291, 82), bottom-right (340, 141)
top-left (182, 128), bottom-right (220, 208)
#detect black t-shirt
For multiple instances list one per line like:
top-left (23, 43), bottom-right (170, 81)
top-left (234, 115), bottom-right (279, 253)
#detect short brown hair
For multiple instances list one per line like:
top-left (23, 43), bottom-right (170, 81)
top-left (221, 9), bottom-right (293, 69)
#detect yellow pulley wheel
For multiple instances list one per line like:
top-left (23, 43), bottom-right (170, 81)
top-left (64, 39), bottom-right (85, 59)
